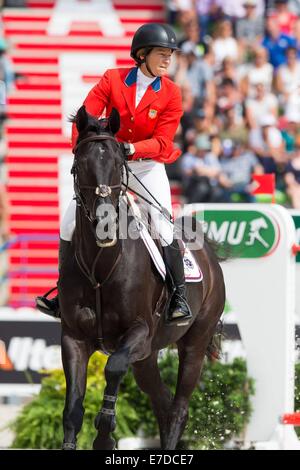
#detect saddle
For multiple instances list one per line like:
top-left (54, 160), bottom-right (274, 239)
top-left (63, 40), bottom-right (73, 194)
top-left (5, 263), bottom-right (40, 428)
top-left (124, 194), bottom-right (203, 284)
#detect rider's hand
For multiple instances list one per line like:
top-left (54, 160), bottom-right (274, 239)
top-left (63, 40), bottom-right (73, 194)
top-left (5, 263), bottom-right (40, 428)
top-left (120, 143), bottom-right (135, 159)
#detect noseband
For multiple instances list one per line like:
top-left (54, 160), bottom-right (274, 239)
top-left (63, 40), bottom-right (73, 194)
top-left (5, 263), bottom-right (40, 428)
top-left (72, 134), bottom-right (124, 223)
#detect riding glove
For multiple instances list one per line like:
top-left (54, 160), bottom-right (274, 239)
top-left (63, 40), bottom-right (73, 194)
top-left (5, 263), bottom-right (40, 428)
top-left (120, 142), bottom-right (135, 159)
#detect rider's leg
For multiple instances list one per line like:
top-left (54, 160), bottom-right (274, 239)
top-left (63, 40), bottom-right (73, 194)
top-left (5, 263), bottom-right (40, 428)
top-left (161, 239), bottom-right (192, 323)
top-left (127, 161), bottom-right (192, 324)
top-left (36, 199), bottom-right (75, 317)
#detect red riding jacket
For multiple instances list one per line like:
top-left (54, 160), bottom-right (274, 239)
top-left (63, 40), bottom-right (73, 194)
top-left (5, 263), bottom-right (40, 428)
top-left (71, 67), bottom-right (183, 164)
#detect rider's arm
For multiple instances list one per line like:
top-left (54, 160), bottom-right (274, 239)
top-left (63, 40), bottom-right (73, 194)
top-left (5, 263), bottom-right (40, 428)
top-left (71, 70), bottom-right (111, 150)
top-left (132, 85), bottom-right (183, 164)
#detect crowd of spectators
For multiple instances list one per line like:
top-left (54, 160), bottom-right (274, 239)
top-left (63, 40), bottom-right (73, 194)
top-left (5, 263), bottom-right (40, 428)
top-left (165, 0), bottom-right (300, 208)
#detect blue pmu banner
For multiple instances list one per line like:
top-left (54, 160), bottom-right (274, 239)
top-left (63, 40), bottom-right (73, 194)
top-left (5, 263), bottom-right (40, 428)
top-left (0, 310), bottom-right (61, 394)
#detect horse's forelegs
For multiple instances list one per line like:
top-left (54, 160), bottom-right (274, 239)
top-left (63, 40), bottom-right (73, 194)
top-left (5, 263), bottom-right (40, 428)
top-left (93, 347), bottom-right (129, 450)
top-left (93, 320), bottom-right (149, 450)
top-left (132, 352), bottom-right (173, 449)
top-left (61, 333), bottom-right (91, 450)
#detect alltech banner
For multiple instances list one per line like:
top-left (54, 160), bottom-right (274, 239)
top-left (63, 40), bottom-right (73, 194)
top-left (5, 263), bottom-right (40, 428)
top-left (0, 309), bottom-right (61, 395)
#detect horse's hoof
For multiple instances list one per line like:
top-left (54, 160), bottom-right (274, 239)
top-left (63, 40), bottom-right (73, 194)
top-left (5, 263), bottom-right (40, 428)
top-left (62, 442), bottom-right (76, 450)
top-left (93, 435), bottom-right (115, 450)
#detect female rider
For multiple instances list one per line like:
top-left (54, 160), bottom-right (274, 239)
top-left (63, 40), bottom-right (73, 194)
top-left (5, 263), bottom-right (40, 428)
top-left (36, 23), bottom-right (192, 324)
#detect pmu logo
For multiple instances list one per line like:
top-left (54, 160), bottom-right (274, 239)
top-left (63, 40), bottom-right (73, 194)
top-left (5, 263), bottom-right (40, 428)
top-left (0, 338), bottom-right (61, 371)
top-left (199, 210), bottom-right (280, 258)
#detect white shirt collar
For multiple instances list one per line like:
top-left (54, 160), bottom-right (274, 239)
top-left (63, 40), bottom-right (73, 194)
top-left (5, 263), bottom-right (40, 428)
top-left (137, 67), bottom-right (156, 87)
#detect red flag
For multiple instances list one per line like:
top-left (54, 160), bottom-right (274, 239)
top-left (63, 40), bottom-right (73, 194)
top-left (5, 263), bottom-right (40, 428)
top-left (251, 174), bottom-right (275, 196)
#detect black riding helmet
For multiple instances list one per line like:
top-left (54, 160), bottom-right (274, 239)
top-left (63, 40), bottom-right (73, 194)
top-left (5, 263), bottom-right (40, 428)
top-left (131, 23), bottom-right (179, 73)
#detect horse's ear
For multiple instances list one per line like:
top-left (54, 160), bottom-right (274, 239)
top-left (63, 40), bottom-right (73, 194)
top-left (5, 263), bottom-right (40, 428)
top-left (108, 108), bottom-right (120, 135)
top-left (76, 105), bottom-right (88, 133)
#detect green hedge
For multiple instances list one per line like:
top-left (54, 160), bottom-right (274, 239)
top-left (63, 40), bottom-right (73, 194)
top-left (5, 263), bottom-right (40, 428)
top-left (293, 363), bottom-right (300, 439)
top-left (11, 351), bottom-right (254, 450)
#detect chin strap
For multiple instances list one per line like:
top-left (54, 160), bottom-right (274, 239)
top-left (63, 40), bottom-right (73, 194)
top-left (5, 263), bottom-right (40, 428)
top-left (144, 57), bottom-right (156, 78)
top-left (137, 47), bottom-right (157, 78)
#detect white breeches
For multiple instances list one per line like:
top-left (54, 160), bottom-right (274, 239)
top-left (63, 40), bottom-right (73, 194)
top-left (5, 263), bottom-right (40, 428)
top-left (60, 160), bottom-right (174, 246)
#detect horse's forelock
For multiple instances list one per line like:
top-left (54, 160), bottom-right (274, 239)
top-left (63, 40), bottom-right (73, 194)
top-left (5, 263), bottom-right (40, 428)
top-left (68, 110), bottom-right (109, 134)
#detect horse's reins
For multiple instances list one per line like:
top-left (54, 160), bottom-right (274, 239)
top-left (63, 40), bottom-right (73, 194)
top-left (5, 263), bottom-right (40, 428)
top-left (123, 161), bottom-right (174, 224)
top-left (74, 135), bottom-right (174, 227)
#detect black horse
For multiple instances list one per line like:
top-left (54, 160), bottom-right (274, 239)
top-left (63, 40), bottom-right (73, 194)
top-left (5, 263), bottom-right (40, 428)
top-left (59, 105), bottom-right (225, 450)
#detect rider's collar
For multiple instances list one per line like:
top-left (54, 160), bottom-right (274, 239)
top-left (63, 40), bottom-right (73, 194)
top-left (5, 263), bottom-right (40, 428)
top-left (124, 67), bottom-right (161, 92)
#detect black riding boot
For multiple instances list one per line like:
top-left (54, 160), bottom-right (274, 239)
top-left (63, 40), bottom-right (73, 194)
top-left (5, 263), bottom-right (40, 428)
top-left (162, 239), bottom-right (193, 325)
top-left (35, 239), bottom-right (71, 318)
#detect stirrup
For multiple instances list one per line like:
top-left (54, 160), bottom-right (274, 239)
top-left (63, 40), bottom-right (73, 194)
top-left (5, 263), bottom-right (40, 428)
top-left (36, 294), bottom-right (60, 318)
top-left (166, 295), bottom-right (193, 327)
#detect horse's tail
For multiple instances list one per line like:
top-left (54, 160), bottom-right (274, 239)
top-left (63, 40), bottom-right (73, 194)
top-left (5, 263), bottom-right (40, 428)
top-left (176, 215), bottom-right (232, 262)
top-left (204, 234), bottom-right (232, 263)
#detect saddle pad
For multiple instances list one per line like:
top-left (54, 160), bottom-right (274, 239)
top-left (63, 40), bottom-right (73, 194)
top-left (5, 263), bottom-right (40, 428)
top-left (127, 196), bottom-right (203, 283)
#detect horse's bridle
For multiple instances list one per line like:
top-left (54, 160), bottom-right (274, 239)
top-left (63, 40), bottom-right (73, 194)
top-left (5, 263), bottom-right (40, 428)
top-left (72, 134), bottom-right (125, 223)
top-left (72, 134), bottom-right (125, 354)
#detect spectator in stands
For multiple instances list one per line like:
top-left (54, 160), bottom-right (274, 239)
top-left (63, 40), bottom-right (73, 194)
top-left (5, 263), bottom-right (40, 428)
top-left (236, 0), bottom-right (264, 58)
top-left (215, 56), bottom-right (238, 86)
top-left (269, 0), bottom-right (297, 36)
top-left (176, 7), bottom-right (198, 32)
top-left (179, 81), bottom-right (195, 150)
top-left (0, 38), bottom-right (15, 95)
top-left (240, 46), bottom-right (273, 98)
top-left (174, 41), bottom-right (216, 109)
top-left (0, 38), bottom-right (15, 134)
top-left (216, 78), bottom-right (243, 125)
top-left (262, 15), bottom-right (296, 68)
top-left (289, 0), bottom-right (300, 15)
top-left (249, 114), bottom-right (286, 187)
top-left (186, 107), bottom-right (219, 146)
top-left (181, 134), bottom-right (226, 202)
top-left (220, 139), bottom-right (263, 201)
top-left (177, 17), bottom-right (203, 51)
top-left (220, 106), bottom-right (249, 144)
top-left (275, 46), bottom-right (300, 107)
top-left (216, 0), bottom-right (265, 19)
top-left (212, 19), bottom-right (239, 68)
top-left (281, 110), bottom-right (300, 153)
top-left (194, 0), bottom-right (222, 38)
top-left (245, 82), bottom-right (278, 129)
top-left (292, 18), bottom-right (300, 57)
top-left (284, 145), bottom-right (300, 207)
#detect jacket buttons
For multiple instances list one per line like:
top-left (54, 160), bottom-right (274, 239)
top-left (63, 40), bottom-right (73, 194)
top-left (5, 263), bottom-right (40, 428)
top-left (130, 117), bottom-right (134, 122)
top-left (128, 129), bottom-right (132, 133)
